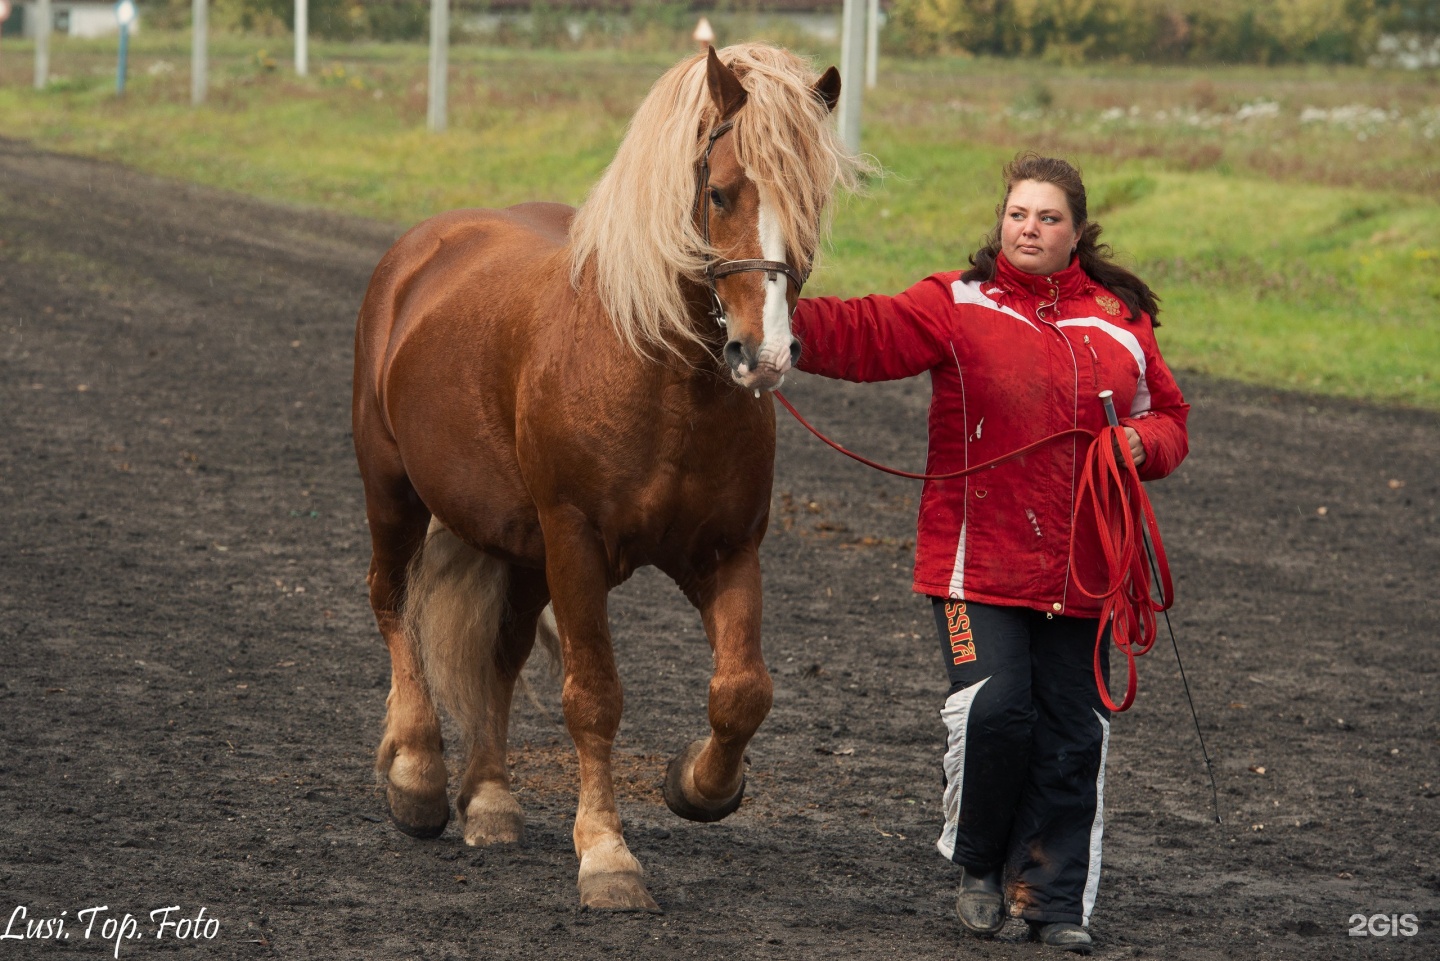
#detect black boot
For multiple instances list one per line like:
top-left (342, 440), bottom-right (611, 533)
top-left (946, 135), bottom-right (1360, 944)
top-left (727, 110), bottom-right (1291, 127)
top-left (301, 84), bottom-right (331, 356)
top-left (1028, 921), bottom-right (1093, 954)
top-left (954, 867), bottom-right (1005, 936)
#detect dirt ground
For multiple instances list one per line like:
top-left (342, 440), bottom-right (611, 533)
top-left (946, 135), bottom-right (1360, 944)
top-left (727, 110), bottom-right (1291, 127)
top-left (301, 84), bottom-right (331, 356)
top-left (1, 137), bottom-right (1436, 961)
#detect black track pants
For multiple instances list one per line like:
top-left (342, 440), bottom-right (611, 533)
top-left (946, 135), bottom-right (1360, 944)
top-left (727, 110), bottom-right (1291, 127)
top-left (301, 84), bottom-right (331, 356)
top-left (931, 598), bottom-right (1112, 926)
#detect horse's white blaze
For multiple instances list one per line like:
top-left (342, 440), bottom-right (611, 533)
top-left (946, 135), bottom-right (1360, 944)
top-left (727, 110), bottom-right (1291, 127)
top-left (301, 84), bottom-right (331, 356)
top-left (755, 186), bottom-right (794, 375)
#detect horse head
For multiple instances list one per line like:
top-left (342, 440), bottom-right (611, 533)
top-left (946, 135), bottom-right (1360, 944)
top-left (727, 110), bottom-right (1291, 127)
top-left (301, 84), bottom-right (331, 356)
top-left (698, 48), bottom-right (841, 393)
top-left (568, 44), bottom-right (859, 391)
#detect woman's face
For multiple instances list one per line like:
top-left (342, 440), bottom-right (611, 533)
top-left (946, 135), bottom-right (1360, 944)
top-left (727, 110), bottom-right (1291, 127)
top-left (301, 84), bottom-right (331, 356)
top-left (1000, 179), bottom-right (1081, 277)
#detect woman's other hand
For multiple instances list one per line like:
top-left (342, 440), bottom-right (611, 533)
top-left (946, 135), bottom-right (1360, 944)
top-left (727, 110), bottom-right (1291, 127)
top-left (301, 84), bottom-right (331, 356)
top-left (1124, 426), bottom-right (1146, 466)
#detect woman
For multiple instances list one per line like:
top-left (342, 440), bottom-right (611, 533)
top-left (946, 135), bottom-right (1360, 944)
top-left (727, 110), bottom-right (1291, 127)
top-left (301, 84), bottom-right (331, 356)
top-left (789, 153), bottom-right (1188, 954)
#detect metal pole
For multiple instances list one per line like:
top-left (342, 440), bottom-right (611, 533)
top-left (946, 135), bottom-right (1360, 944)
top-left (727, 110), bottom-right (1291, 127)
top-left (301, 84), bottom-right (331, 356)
top-left (836, 0), bottom-right (865, 153)
top-left (117, 23), bottom-right (128, 94)
top-left (34, 0), bottom-right (51, 89)
top-left (1099, 390), bottom-right (1164, 603)
top-left (294, 0), bottom-right (307, 76)
top-left (191, 0), bottom-right (207, 105)
top-left (865, 0), bottom-right (879, 90)
top-left (427, 0), bottom-right (448, 132)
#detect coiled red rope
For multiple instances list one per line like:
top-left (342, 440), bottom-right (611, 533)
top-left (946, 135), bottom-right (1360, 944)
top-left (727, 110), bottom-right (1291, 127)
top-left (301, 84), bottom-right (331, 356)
top-left (774, 390), bottom-right (1172, 712)
top-left (1070, 423), bottom-right (1174, 711)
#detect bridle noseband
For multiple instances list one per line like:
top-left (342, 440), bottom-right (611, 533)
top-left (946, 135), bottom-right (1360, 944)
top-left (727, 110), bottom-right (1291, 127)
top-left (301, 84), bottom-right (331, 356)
top-left (693, 120), bottom-right (807, 326)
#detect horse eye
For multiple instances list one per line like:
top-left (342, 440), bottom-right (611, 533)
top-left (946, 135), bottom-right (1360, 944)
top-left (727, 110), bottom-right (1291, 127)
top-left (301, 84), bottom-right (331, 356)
top-left (709, 187), bottom-right (724, 210)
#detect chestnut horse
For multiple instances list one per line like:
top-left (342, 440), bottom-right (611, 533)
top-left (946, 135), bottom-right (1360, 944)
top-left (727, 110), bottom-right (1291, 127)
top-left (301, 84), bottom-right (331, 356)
top-left (352, 44), bottom-right (861, 911)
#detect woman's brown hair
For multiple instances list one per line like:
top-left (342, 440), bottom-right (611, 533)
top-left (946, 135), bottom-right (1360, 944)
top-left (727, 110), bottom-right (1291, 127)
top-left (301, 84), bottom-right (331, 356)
top-left (961, 152), bottom-right (1161, 325)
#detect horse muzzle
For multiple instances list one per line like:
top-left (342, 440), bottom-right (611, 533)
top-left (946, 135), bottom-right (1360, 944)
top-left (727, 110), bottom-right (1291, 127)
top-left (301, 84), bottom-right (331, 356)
top-left (725, 337), bottom-right (801, 391)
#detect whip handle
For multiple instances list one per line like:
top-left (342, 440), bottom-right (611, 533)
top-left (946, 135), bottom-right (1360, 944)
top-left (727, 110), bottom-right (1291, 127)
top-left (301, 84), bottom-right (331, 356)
top-left (1098, 390), bottom-right (1165, 604)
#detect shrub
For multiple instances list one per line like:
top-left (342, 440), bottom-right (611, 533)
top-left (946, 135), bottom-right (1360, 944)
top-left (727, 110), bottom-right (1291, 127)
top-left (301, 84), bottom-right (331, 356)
top-left (884, 0), bottom-right (1399, 63)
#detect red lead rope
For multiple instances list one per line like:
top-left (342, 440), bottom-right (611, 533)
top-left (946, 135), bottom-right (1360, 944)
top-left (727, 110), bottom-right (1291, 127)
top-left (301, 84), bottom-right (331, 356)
top-left (773, 389), bottom-right (1173, 712)
top-left (1070, 423), bottom-right (1174, 711)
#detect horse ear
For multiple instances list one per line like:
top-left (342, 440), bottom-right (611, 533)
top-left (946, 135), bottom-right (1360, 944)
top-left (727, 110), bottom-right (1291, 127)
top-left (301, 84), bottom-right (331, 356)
top-left (812, 66), bottom-right (841, 114)
top-left (706, 46), bottom-right (748, 122)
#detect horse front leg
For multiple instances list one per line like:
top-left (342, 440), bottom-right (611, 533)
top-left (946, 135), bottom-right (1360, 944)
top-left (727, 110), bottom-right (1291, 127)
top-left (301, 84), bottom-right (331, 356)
top-left (543, 510), bottom-right (659, 912)
top-left (663, 545), bottom-right (772, 823)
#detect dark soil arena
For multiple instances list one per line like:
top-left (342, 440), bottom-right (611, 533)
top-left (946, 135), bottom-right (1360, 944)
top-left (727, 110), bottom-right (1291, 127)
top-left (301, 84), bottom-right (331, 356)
top-left (1, 138), bottom-right (1436, 959)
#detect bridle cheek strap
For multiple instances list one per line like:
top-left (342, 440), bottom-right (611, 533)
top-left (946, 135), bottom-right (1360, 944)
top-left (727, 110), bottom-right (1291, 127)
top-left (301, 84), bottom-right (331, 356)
top-left (694, 119), bottom-right (808, 325)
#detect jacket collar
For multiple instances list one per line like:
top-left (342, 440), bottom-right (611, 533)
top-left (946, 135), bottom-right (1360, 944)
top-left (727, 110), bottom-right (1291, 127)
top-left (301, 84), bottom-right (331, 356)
top-left (993, 252), bottom-right (1092, 300)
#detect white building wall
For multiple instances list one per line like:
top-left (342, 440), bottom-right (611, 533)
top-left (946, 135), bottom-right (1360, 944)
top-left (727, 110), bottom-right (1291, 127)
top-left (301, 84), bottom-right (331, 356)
top-left (15, 2), bottom-right (139, 39)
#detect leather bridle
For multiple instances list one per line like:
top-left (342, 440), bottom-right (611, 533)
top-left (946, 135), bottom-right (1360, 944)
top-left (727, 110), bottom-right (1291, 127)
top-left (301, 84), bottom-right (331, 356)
top-left (693, 120), bottom-right (807, 326)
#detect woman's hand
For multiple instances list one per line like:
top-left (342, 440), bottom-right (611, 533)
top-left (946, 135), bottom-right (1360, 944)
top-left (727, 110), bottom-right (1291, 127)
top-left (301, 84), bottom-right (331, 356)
top-left (1124, 426), bottom-right (1146, 467)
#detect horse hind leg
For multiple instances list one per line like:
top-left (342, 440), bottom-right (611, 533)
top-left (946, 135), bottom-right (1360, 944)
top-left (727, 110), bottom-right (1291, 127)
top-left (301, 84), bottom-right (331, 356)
top-left (407, 523), bottom-right (545, 846)
top-left (364, 483), bottom-right (450, 839)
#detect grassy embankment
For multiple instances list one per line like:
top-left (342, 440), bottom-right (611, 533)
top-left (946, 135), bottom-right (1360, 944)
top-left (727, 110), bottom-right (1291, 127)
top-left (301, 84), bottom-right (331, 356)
top-left (1, 35), bottom-right (1436, 406)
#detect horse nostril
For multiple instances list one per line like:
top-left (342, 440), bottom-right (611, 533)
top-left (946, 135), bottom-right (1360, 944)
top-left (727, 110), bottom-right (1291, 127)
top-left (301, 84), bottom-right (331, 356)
top-left (724, 340), bottom-right (746, 372)
top-left (788, 338), bottom-right (802, 368)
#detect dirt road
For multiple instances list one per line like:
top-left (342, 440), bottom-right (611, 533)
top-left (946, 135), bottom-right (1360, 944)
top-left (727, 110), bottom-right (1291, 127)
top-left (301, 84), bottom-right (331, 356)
top-left (1, 137), bottom-right (1436, 959)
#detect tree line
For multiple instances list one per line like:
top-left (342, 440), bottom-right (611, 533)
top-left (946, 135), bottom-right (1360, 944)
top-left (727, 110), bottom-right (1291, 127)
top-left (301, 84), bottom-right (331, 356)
top-left (887, 0), bottom-right (1439, 63)
top-left (141, 0), bottom-right (1439, 64)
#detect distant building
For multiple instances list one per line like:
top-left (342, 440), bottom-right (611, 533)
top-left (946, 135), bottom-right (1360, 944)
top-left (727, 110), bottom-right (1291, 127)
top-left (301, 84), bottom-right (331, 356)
top-left (6, 1), bottom-right (140, 39)
top-left (469, 0), bottom-right (848, 15)
top-left (461, 0), bottom-right (863, 45)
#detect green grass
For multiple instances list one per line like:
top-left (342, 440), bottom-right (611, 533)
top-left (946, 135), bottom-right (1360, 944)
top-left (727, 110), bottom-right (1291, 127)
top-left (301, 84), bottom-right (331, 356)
top-left (2, 34), bottom-right (1437, 407)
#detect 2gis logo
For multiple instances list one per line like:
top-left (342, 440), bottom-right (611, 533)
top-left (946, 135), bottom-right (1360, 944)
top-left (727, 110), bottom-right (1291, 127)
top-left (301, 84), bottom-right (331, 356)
top-left (1347, 913), bottom-right (1420, 937)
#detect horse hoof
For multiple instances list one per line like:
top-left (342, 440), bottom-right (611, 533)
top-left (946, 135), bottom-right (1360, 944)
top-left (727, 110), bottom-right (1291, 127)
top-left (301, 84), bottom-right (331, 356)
top-left (460, 789), bottom-right (525, 846)
top-left (381, 745), bottom-right (450, 838)
top-left (578, 872), bottom-right (661, 913)
top-left (662, 738), bottom-right (746, 824)
top-left (386, 785), bottom-right (450, 839)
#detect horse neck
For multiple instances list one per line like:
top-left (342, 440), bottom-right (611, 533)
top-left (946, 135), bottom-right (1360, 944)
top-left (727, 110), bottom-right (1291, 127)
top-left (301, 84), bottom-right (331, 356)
top-left (565, 249), bottom-right (733, 394)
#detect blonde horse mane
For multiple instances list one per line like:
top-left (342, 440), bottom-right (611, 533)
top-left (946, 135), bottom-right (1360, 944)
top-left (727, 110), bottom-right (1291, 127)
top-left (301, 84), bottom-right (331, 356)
top-left (568, 43), bottom-right (868, 358)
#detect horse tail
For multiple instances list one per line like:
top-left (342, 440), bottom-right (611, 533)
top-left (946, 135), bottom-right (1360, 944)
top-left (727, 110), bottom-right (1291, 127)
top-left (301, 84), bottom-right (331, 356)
top-left (403, 522), bottom-right (563, 740)
top-left (534, 604), bottom-right (562, 675)
top-left (403, 522), bottom-right (512, 742)
top-left (515, 604), bottom-right (563, 718)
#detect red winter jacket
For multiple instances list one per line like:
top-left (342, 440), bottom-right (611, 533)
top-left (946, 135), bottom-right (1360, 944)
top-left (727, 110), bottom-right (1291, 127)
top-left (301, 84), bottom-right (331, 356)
top-left (791, 253), bottom-right (1189, 618)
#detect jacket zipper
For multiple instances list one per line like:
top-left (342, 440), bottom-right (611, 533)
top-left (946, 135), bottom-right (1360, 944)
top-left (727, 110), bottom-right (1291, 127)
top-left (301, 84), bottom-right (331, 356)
top-left (1036, 289), bottom-right (1078, 618)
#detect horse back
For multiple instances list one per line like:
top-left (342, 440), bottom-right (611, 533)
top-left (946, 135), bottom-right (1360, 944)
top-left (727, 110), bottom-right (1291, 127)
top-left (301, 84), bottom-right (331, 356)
top-left (356, 203), bottom-right (572, 393)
